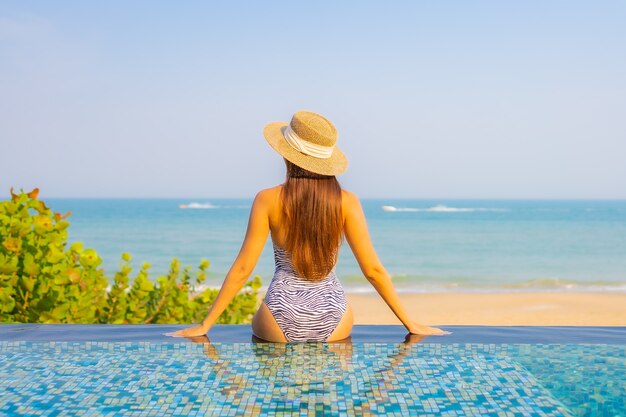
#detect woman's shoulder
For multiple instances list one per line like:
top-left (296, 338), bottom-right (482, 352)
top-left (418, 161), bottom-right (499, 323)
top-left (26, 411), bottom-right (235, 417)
top-left (341, 188), bottom-right (359, 204)
top-left (256, 184), bottom-right (282, 198)
top-left (253, 185), bottom-right (283, 210)
top-left (341, 189), bottom-right (361, 214)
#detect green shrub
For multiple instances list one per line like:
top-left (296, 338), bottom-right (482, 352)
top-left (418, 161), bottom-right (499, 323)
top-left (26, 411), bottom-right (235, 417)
top-left (0, 188), bottom-right (262, 324)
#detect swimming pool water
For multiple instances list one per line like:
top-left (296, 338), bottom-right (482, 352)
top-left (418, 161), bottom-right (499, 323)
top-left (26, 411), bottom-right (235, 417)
top-left (1, 325), bottom-right (625, 416)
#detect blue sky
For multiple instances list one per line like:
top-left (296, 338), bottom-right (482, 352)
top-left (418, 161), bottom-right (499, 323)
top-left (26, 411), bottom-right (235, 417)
top-left (1, 1), bottom-right (625, 198)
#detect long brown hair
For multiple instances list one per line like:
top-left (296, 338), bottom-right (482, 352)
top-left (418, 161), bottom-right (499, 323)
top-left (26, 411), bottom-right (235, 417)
top-left (280, 159), bottom-right (343, 280)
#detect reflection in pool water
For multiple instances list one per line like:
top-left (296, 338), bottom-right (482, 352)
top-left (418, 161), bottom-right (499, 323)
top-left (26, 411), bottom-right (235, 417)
top-left (0, 325), bottom-right (624, 415)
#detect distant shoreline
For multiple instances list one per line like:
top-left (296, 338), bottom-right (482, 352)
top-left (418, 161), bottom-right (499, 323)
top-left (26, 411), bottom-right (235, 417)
top-left (253, 283), bottom-right (626, 295)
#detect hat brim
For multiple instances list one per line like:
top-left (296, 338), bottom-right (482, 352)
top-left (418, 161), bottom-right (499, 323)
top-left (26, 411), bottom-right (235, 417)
top-left (263, 122), bottom-right (348, 176)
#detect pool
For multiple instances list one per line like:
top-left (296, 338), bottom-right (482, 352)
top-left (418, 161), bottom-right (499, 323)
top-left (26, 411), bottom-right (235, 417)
top-left (1, 325), bottom-right (625, 416)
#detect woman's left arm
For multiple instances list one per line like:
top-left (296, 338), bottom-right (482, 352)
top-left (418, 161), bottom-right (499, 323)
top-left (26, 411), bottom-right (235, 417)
top-left (168, 191), bottom-right (271, 337)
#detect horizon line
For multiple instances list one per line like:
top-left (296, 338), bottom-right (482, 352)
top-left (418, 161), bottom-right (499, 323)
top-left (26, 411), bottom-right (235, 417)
top-left (39, 196), bottom-right (626, 201)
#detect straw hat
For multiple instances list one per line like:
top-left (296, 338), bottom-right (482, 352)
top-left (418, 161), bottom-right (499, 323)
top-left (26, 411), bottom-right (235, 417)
top-left (263, 111), bottom-right (348, 176)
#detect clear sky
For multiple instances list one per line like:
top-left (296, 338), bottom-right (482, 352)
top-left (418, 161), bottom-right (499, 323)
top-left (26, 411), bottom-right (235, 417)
top-left (1, 1), bottom-right (625, 199)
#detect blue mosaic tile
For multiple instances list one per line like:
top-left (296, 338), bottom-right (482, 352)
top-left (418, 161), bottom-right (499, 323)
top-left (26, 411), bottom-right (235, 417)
top-left (0, 342), bottom-right (623, 416)
top-left (504, 344), bottom-right (626, 416)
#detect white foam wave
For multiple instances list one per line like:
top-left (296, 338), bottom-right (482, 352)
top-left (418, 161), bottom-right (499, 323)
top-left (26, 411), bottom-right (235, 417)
top-left (382, 204), bottom-right (507, 213)
top-left (382, 205), bottom-right (419, 212)
top-left (179, 202), bottom-right (219, 209)
top-left (340, 283), bottom-right (626, 294)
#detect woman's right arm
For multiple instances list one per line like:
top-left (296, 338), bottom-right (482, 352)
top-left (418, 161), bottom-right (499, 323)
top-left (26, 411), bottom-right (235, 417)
top-left (342, 191), bottom-right (447, 336)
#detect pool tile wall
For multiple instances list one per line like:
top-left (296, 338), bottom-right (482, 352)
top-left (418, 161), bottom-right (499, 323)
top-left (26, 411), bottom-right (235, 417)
top-left (3, 342), bottom-right (623, 416)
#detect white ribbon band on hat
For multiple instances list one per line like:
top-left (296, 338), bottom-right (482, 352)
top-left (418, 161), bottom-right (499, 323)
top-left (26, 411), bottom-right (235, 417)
top-left (283, 126), bottom-right (334, 159)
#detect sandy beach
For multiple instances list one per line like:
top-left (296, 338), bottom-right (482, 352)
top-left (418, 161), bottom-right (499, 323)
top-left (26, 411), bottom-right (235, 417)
top-left (347, 292), bottom-right (626, 326)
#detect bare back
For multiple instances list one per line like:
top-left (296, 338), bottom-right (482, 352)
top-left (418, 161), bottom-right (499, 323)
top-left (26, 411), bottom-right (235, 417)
top-left (264, 185), bottom-right (352, 251)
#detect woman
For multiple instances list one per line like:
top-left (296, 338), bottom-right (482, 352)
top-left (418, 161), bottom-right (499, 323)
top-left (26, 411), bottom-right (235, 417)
top-left (170, 111), bottom-right (447, 341)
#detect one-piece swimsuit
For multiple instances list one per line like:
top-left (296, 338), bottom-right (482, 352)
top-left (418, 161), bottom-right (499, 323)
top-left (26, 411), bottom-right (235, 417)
top-left (263, 244), bottom-right (348, 342)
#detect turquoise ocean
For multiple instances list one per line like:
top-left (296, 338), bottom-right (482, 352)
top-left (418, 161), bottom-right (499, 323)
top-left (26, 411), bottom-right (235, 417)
top-left (47, 199), bottom-right (626, 294)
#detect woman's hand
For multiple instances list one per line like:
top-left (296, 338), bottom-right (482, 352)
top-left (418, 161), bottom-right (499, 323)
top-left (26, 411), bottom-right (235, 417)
top-left (407, 322), bottom-right (450, 336)
top-left (165, 324), bottom-right (209, 338)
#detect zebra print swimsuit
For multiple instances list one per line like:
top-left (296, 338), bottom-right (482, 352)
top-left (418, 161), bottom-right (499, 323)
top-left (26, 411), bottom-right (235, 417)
top-left (263, 244), bottom-right (348, 342)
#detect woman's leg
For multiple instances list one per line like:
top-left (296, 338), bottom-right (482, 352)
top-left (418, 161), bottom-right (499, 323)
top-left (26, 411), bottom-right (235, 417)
top-left (327, 304), bottom-right (354, 342)
top-left (251, 302), bottom-right (288, 342)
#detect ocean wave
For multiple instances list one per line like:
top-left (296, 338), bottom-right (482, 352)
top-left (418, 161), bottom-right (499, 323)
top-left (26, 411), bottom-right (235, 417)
top-left (338, 274), bottom-right (626, 293)
top-left (382, 204), bottom-right (507, 213)
top-left (179, 202), bottom-right (219, 209)
top-left (498, 277), bottom-right (626, 291)
top-left (167, 275), bottom-right (626, 295)
top-left (343, 286), bottom-right (626, 294)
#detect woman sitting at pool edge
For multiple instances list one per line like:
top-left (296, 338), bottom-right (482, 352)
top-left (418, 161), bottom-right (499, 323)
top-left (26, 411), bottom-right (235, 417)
top-left (170, 111), bottom-right (447, 342)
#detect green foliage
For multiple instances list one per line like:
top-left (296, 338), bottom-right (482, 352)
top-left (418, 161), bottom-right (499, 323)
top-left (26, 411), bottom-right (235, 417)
top-left (0, 188), bottom-right (262, 324)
